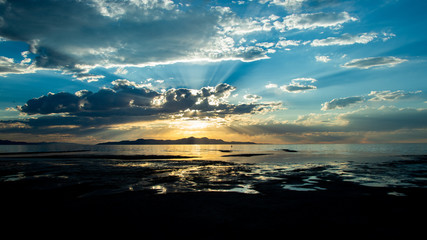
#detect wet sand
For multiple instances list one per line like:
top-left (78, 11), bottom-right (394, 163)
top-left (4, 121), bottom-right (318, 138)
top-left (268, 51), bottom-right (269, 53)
top-left (1, 153), bottom-right (426, 238)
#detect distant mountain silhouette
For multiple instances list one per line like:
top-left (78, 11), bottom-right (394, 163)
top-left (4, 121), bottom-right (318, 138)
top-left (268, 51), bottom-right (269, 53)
top-left (97, 137), bottom-right (256, 145)
top-left (0, 140), bottom-right (80, 145)
top-left (0, 140), bottom-right (44, 145)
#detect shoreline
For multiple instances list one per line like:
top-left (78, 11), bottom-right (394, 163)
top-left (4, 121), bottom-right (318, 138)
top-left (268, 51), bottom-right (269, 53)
top-left (0, 153), bottom-right (198, 160)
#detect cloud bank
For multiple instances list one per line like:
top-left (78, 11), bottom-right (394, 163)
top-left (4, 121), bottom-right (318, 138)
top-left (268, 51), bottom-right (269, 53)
top-left (321, 90), bottom-right (423, 110)
top-left (14, 81), bottom-right (280, 131)
top-left (342, 56), bottom-right (407, 69)
top-left (227, 106), bottom-right (427, 143)
top-left (0, 0), bottom-right (272, 78)
top-left (0, 0), bottom-right (361, 80)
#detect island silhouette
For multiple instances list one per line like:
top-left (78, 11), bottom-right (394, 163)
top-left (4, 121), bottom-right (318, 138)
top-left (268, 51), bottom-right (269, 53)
top-left (97, 137), bottom-right (256, 145)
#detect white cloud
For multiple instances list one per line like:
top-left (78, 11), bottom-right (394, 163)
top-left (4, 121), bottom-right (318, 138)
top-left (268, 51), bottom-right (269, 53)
top-left (381, 32), bottom-right (396, 42)
top-left (256, 42), bottom-right (276, 48)
top-left (244, 94), bottom-right (262, 101)
top-left (368, 90), bottom-right (422, 101)
top-left (274, 12), bottom-right (357, 32)
top-left (260, 0), bottom-right (306, 12)
top-left (315, 55), bottom-right (331, 63)
top-left (311, 32), bottom-right (377, 46)
top-left (281, 77), bottom-right (317, 93)
top-left (232, 1), bottom-right (246, 5)
top-left (89, 0), bottom-right (177, 19)
top-left (292, 77), bottom-right (317, 83)
top-left (111, 79), bottom-right (145, 89)
top-left (114, 67), bottom-right (128, 75)
top-left (0, 56), bottom-right (37, 75)
top-left (321, 96), bottom-right (364, 110)
top-left (265, 83), bottom-right (278, 89)
top-left (342, 56), bottom-right (407, 69)
top-left (275, 38), bottom-right (300, 48)
top-left (321, 90), bottom-right (423, 110)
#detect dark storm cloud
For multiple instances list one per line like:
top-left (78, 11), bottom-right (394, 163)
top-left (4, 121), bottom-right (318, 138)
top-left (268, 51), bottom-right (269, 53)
top-left (17, 82), bottom-right (277, 123)
top-left (19, 92), bottom-right (81, 115)
top-left (0, 81), bottom-right (282, 137)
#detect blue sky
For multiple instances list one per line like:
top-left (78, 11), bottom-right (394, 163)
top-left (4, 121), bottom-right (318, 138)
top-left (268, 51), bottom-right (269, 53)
top-left (0, 0), bottom-right (426, 144)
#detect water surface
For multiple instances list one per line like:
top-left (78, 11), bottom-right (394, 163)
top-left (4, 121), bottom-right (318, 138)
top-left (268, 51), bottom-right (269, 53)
top-left (1, 143), bottom-right (426, 195)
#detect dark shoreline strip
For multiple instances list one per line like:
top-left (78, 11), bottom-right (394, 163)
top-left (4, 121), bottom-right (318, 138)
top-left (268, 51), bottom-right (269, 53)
top-left (0, 150), bottom-right (91, 156)
top-left (0, 153), bottom-right (197, 160)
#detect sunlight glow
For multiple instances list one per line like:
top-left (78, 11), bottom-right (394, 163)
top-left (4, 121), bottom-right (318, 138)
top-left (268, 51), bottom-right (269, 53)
top-left (169, 118), bottom-right (224, 130)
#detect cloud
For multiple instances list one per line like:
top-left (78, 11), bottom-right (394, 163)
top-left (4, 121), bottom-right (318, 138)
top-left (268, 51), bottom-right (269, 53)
top-left (90, 0), bottom-right (177, 19)
top-left (315, 55), bottom-right (331, 62)
top-left (280, 78), bottom-right (317, 93)
top-left (260, 0), bottom-right (343, 12)
top-left (244, 94), bottom-right (262, 101)
top-left (0, 1), bottom-right (360, 81)
top-left (265, 83), bottom-right (279, 89)
top-left (275, 38), bottom-right (301, 48)
top-left (321, 90), bottom-right (423, 110)
top-left (0, 0), bottom-right (275, 79)
top-left (18, 92), bottom-right (82, 115)
top-left (17, 82), bottom-right (279, 121)
top-left (226, 106), bottom-right (427, 143)
top-left (0, 56), bottom-right (36, 75)
top-left (3, 81), bottom-right (283, 141)
top-left (339, 106), bottom-right (427, 132)
top-left (381, 32), bottom-right (396, 42)
top-left (321, 96), bottom-right (364, 110)
top-left (273, 12), bottom-right (357, 32)
top-left (311, 32), bottom-right (377, 46)
top-left (368, 90), bottom-right (422, 101)
top-left (260, 0), bottom-right (306, 12)
top-left (342, 56), bottom-right (407, 69)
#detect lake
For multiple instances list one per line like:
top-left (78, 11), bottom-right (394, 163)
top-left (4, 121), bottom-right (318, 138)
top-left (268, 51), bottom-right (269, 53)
top-left (1, 143), bottom-right (426, 194)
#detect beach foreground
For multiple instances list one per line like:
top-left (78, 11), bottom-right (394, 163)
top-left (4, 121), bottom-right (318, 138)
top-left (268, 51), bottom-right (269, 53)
top-left (1, 149), bottom-right (426, 238)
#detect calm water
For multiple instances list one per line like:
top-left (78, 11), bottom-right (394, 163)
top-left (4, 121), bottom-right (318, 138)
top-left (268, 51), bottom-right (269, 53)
top-left (1, 143), bottom-right (426, 195)
top-left (1, 143), bottom-right (426, 160)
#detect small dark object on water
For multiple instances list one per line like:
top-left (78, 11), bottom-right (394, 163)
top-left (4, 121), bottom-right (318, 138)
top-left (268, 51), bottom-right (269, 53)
top-left (219, 150), bottom-right (233, 153)
top-left (280, 149), bottom-right (298, 152)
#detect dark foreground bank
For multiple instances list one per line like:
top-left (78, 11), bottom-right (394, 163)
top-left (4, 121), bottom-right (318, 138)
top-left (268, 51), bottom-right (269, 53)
top-left (3, 183), bottom-right (426, 238)
top-left (1, 154), bottom-right (426, 238)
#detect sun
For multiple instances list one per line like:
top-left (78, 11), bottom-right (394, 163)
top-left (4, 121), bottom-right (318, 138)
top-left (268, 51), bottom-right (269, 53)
top-left (163, 118), bottom-right (229, 139)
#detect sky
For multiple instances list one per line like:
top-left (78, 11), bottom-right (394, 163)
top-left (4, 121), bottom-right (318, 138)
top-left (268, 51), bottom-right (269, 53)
top-left (0, 0), bottom-right (426, 144)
